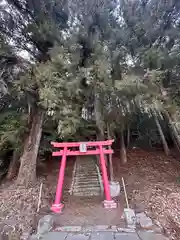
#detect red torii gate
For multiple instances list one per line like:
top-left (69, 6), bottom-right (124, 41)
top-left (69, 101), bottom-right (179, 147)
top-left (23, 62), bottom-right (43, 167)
top-left (51, 140), bottom-right (117, 213)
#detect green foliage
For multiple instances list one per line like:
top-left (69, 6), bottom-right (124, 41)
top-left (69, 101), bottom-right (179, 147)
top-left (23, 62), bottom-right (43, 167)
top-left (1, 0), bottom-right (180, 159)
top-left (0, 35), bottom-right (18, 97)
top-left (1, 0), bottom-right (69, 59)
top-left (16, 42), bottom-right (84, 138)
top-left (0, 110), bottom-right (27, 151)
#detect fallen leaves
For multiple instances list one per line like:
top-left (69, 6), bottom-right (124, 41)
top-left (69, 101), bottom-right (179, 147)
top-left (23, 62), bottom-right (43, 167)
top-left (114, 149), bottom-right (180, 240)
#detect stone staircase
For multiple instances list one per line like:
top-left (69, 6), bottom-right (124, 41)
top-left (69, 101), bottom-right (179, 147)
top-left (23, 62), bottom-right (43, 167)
top-left (69, 156), bottom-right (101, 197)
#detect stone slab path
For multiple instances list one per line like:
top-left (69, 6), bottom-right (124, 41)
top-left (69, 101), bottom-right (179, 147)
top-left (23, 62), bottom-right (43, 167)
top-left (42, 231), bottom-right (169, 240)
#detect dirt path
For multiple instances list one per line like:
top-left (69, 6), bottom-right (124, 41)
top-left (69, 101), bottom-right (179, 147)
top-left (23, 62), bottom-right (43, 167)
top-left (54, 196), bottom-right (124, 227)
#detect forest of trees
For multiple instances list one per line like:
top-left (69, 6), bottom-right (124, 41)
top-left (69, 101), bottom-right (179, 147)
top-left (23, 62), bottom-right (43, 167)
top-left (1, 0), bottom-right (180, 186)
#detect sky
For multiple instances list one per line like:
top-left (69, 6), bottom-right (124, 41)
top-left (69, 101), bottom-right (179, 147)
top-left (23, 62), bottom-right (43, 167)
top-left (0, 0), bottom-right (32, 60)
top-left (0, 0), bottom-right (5, 6)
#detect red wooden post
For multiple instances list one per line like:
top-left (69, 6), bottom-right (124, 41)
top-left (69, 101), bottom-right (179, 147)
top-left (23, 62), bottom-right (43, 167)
top-left (99, 145), bottom-right (117, 209)
top-left (51, 146), bottom-right (67, 213)
top-left (99, 145), bottom-right (111, 201)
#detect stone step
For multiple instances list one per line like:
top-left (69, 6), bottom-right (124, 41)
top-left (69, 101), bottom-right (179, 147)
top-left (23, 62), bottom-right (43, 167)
top-left (77, 172), bottom-right (97, 175)
top-left (76, 161), bottom-right (95, 165)
top-left (75, 170), bottom-right (98, 174)
top-left (74, 179), bottom-right (99, 183)
top-left (75, 172), bottom-right (98, 176)
top-left (73, 191), bottom-right (100, 196)
top-left (76, 168), bottom-right (96, 172)
top-left (73, 187), bottom-right (100, 193)
top-left (73, 190), bottom-right (100, 196)
top-left (74, 177), bottom-right (99, 182)
top-left (69, 188), bottom-right (99, 195)
top-left (77, 163), bottom-right (95, 167)
top-left (73, 180), bottom-right (99, 186)
top-left (74, 179), bottom-right (99, 184)
top-left (77, 165), bottom-right (96, 168)
top-left (77, 164), bottom-right (96, 168)
top-left (76, 169), bottom-right (97, 173)
top-left (71, 156), bottom-right (101, 197)
top-left (73, 184), bottom-right (100, 189)
top-left (74, 174), bottom-right (98, 179)
top-left (73, 183), bottom-right (100, 189)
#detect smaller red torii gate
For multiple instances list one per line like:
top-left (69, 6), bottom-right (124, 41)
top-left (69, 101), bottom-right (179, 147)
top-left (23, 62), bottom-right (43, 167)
top-left (51, 140), bottom-right (117, 213)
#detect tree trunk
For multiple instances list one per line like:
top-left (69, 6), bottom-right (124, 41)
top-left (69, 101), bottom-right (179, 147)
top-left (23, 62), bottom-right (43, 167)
top-left (164, 111), bottom-right (180, 152)
top-left (127, 127), bottom-right (130, 148)
top-left (94, 92), bottom-right (104, 140)
top-left (6, 150), bottom-right (20, 180)
top-left (16, 108), bottom-right (44, 186)
top-left (120, 131), bottom-right (127, 164)
top-left (153, 110), bottom-right (170, 156)
top-left (94, 92), bottom-right (107, 165)
top-left (107, 123), bottom-right (114, 181)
